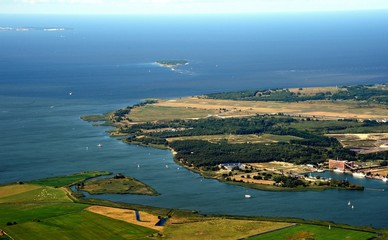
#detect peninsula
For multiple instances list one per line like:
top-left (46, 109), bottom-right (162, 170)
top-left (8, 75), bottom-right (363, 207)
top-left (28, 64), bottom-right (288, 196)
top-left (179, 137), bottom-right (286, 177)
top-left (83, 84), bottom-right (388, 192)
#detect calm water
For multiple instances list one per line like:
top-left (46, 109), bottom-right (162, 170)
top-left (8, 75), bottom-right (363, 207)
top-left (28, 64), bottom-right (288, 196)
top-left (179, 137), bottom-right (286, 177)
top-left (0, 12), bottom-right (387, 228)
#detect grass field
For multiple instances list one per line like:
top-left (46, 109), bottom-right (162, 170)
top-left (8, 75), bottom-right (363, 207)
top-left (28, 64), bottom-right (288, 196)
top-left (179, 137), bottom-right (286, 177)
top-left (0, 184), bottom-right (71, 203)
top-left (0, 182), bottom-right (157, 240)
top-left (3, 210), bottom-right (156, 240)
top-left (29, 171), bottom-right (111, 188)
top-left (249, 224), bottom-right (377, 240)
top-left (0, 203), bottom-right (87, 224)
top-left (167, 134), bottom-right (301, 144)
top-left (129, 105), bottom-right (217, 122)
top-left (160, 219), bottom-right (293, 240)
top-left (147, 97), bottom-right (388, 120)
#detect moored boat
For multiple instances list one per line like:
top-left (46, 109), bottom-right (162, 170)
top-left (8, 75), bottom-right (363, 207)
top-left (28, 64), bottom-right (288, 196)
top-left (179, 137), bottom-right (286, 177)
top-left (352, 172), bottom-right (365, 178)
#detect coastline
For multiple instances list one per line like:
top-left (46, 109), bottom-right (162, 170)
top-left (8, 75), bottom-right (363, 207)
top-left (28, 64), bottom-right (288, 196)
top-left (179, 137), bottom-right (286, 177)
top-left (79, 85), bottom-right (388, 193)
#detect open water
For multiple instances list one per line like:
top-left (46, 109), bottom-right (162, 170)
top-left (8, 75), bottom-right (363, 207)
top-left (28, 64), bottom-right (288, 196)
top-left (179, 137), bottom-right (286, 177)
top-left (0, 12), bottom-right (387, 228)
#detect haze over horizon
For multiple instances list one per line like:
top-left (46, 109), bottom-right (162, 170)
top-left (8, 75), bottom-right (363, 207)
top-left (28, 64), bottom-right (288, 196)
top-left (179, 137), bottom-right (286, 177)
top-left (1, 0), bottom-right (388, 15)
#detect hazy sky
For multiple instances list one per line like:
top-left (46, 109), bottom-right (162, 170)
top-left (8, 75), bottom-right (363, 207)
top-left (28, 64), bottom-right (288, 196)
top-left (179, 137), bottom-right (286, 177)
top-left (2, 0), bottom-right (388, 14)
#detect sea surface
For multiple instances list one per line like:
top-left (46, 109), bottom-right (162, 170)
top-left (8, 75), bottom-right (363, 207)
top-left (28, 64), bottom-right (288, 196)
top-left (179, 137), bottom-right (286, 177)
top-left (0, 12), bottom-right (387, 228)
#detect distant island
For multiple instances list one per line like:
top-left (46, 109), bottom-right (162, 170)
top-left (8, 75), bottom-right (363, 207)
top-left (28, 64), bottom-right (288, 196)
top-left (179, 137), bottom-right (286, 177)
top-left (0, 27), bottom-right (70, 32)
top-left (83, 84), bottom-right (388, 192)
top-left (155, 60), bottom-right (189, 69)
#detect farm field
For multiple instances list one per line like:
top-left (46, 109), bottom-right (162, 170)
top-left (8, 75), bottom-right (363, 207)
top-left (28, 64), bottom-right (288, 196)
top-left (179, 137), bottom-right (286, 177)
top-left (0, 176), bottom-right (157, 240)
top-left (249, 224), bottom-right (377, 240)
top-left (3, 210), bottom-right (156, 240)
top-left (326, 133), bottom-right (388, 153)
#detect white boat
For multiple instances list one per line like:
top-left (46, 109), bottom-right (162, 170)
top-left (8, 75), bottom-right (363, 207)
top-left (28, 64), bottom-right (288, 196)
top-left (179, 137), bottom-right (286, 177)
top-left (245, 194), bottom-right (251, 198)
top-left (348, 201), bottom-right (351, 206)
top-left (352, 172), bottom-right (365, 178)
top-left (97, 143), bottom-right (103, 148)
top-left (382, 177), bottom-right (387, 182)
top-left (333, 168), bottom-right (344, 173)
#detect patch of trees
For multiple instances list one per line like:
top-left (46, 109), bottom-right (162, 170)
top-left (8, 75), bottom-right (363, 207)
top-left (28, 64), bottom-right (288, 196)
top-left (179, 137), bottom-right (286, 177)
top-left (206, 88), bottom-right (328, 102)
top-left (205, 84), bottom-right (388, 104)
top-left (149, 117), bottom-right (295, 138)
top-left (273, 176), bottom-right (306, 188)
top-left (331, 85), bottom-right (388, 103)
top-left (359, 150), bottom-right (388, 161)
top-left (127, 136), bottom-right (168, 146)
top-left (170, 140), bottom-right (334, 166)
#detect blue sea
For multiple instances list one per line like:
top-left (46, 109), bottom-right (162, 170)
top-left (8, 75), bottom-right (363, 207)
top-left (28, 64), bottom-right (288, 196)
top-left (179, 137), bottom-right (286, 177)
top-left (1, 12), bottom-right (387, 228)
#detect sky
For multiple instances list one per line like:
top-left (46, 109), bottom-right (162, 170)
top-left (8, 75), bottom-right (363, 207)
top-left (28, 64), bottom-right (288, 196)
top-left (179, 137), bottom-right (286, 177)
top-left (1, 0), bottom-right (388, 14)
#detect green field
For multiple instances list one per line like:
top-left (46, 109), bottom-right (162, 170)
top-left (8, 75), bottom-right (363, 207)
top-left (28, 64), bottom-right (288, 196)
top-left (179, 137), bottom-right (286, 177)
top-left (129, 105), bottom-right (217, 122)
top-left (0, 186), bottom-right (71, 203)
top-left (0, 181), bottom-right (156, 240)
top-left (29, 171), bottom-right (111, 188)
top-left (0, 203), bottom-right (87, 224)
top-left (249, 224), bottom-right (377, 240)
top-left (3, 210), bottom-right (156, 240)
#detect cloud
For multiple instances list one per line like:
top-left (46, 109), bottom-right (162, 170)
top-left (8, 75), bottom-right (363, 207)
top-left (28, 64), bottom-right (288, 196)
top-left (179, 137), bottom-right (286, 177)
top-left (21, 0), bottom-right (103, 4)
top-left (6, 0), bottom-right (388, 14)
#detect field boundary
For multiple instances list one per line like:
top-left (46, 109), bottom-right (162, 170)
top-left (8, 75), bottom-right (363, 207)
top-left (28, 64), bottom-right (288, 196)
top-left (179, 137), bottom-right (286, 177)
top-left (242, 223), bottom-right (298, 239)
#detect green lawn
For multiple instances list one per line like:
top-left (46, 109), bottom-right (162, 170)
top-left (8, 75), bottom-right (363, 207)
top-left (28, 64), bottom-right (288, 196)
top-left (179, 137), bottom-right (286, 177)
top-left (249, 224), bottom-right (377, 240)
top-left (0, 186), bottom-right (71, 203)
top-left (29, 171), bottom-right (111, 188)
top-left (2, 210), bottom-right (156, 240)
